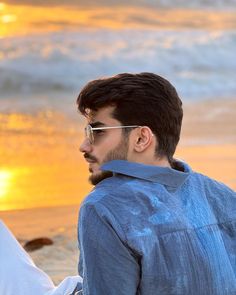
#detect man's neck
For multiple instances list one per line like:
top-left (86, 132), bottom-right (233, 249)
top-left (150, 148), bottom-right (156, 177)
top-left (129, 157), bottom-right (171, 168)
top-left (153, 157), bottom-right (171, 168)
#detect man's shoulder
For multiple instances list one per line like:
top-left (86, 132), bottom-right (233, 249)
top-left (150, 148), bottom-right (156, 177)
top-left (78, 176), bottom-right (138, 233)
top-left (190, 171), bottom-right (236, 220)
top-left (192, 171), bottom-right (235, 194)
top-left (80, 173), bottom-right (157, 220)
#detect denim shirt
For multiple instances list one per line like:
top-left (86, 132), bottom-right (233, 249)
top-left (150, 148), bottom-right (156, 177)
top-left (78, 160), bottom-right (236, 295)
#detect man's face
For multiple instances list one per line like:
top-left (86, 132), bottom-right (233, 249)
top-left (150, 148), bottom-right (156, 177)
top-left (79, 106), bottom-right (129, 185)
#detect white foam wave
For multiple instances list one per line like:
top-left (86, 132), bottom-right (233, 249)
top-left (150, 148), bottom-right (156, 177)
top-left (0, 29), bottom-right (236, 103)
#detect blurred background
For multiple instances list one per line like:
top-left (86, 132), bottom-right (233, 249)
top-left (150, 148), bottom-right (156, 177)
top-left (0, 0), bottom-right (236, 211)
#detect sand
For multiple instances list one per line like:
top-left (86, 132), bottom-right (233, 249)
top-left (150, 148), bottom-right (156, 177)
top-left (0, 98), bottom-right (235, 284)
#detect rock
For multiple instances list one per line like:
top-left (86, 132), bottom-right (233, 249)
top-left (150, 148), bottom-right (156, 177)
top-left (23, 237), bottom-right (53, 252)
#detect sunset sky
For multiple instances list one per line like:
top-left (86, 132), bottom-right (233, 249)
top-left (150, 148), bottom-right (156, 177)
top-left (1, 1), bottom-right (236, 37)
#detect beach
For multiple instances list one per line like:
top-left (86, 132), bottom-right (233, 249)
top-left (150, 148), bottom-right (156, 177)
top-left (0, 98), bottom-right (235, 284)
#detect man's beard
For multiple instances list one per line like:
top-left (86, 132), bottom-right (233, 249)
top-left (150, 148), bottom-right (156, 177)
top-left (88, 136), bottom-right (129, 185)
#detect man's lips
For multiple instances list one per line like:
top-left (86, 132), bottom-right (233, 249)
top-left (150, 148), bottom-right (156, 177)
top-left (84, 154), bottom-right (98, 173)
top-left (84, 153), bottom-right (97, 164)
top-left (86, 158), bottom-right (96, 164)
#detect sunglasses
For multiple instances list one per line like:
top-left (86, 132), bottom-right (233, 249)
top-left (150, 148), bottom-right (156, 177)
top-left (84, 124), bottom-right (140, 144)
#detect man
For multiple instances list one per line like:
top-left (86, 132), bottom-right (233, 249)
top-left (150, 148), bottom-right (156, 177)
top-left (76, 72), bottom-right (236, 294)
top-left (0, 72), bottom-right (235, 295)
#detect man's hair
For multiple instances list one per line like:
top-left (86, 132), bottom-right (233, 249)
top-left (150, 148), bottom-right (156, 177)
top-left (77, 72), bottom-right (183, 161)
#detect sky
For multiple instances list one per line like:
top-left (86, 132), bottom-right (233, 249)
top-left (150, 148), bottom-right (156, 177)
top-left (0, 1), bottom-right (235, 38)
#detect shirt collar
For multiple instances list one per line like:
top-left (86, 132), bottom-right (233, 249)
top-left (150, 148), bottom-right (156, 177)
top-left (101, 160), bottom-right (191, 188)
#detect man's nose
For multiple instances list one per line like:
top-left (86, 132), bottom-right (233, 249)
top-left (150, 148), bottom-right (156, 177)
top-left (79, 138), bottom-right (92, 153)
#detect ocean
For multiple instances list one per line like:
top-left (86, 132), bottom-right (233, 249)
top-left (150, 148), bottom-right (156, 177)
top-left (0, 1), bottom-right (236, 113)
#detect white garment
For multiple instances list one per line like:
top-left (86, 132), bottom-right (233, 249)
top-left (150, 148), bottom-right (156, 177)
top-left (0, 220), bottom-right (82, 295)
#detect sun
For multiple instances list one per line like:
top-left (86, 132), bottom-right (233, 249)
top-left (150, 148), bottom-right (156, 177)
top-left (1, 14), bottom-right (17, 23)
top-left (0, 170), bottom-right (12, 199)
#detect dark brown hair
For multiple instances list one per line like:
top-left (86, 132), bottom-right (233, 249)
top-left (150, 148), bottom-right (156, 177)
top-left (77, 72), bottom-right (183, 161)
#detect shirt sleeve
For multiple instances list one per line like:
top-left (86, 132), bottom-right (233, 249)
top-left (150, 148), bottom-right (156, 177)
top-left (78, 202), bottom-right (140, 295)
top-left (0, 220), bottom-right (55, 295)
top-left (0, 220), bottom-right (83, 295)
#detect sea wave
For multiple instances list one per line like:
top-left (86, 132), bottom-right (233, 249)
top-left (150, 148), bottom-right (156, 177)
top-left (1, 29), bottom-right (235, 104)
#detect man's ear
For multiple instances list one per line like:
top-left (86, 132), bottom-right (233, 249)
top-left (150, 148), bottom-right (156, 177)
top-left (133, 127), bottom-right (154, 153)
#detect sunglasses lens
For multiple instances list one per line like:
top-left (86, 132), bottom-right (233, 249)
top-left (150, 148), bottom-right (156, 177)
top-left (85, 125), bottom-right (93, 144)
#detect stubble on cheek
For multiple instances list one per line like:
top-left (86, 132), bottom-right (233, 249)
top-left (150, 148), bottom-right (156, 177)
top-left (87, 133), bottom-right (129, 185)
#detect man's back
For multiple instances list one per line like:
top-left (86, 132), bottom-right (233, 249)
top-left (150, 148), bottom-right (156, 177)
top-left (78, 160), bottom-right (236, 295)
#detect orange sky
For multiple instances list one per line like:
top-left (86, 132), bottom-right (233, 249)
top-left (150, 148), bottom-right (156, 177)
top-left (1, 2), bottom-right (236, 37)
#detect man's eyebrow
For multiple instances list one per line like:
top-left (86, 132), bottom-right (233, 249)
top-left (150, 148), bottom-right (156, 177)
top-left (89, 121), bottom-right (106, 128)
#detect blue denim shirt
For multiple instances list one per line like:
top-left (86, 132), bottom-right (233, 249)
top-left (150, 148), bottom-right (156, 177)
top-left (78, 160), bottom-right (236, 295)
